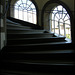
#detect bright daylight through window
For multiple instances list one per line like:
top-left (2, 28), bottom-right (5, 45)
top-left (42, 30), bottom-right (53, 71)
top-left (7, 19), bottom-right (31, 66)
top-left (14, 0), bottom-right (37, 24)
top-left (50, 5), bottom-right (71, 39)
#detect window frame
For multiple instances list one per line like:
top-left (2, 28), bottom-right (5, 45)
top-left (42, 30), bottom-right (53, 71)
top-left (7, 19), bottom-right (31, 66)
top-left (14, 0), bottom-right (37, 24)
top-left (50, 5), bottom-right (71, 39)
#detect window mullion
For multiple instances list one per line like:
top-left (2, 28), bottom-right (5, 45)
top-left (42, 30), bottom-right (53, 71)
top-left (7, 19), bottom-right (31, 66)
top-left (63, 22), bottom-right (66, 37)
top-left (49, 13), bottom-right (52, 32)
top-left (58, 21), bottom-right (60, 35)
top-left (54, 20), bottom-right (55, 33)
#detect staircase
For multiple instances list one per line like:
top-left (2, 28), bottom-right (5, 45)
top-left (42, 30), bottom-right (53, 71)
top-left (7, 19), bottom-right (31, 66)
top-left (0, 18), bottom-right (74, 75)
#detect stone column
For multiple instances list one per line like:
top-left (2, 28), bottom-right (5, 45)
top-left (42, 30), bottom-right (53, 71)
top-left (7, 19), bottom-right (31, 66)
top-left (0, 0), bottom-right (6, 50)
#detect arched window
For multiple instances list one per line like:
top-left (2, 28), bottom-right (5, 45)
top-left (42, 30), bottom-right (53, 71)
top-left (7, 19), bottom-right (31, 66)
top-left (14, 0), bottom-right (37, 24)
top-left (50, 5), bottom-right (71, 39)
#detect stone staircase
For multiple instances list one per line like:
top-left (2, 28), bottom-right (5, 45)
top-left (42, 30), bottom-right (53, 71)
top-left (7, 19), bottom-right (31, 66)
top-left (0, 18), bottom-right (74, 75)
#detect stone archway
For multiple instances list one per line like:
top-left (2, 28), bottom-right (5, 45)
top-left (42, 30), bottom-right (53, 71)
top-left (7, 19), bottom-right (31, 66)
top-left (41, 0), bottom-right (74, 42)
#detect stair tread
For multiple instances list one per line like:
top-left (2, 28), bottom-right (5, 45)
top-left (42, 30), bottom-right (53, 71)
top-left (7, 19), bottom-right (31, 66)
top-left (7, 33), bottom-right (54, 34)
top-left (7, 28), bottom-right (44, 30)
top-left (7, 29), bottom-right (45, 34)
top-left (1, 63), bottom-right (74, 74)
top-left (0, 69), bottom-right (73, 75)
top-left (6, 19), bottom-right (20, 25)
top-left (7, 38), bottom-right (66, 45)
top-left (7, 41), bottom-right (71, 46)
top-left (7, 50), bottom-right (73, 54)
top-left (7, 24), bottom-right (24, 26)
top-left (7, 22), bottom-right (20, 25)
top-left (1, 60), bottom-right (74, 65)
top-left (7, 33), bottom-right (54, 39)
top-left (8, 37), bottom-right (65, 40)
top-left (7, 24), bottom-right (32, 28)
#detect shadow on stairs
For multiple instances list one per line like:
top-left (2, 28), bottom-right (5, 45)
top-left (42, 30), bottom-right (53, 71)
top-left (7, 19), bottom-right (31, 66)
top-left (0, 18), bottom-right (74, 75)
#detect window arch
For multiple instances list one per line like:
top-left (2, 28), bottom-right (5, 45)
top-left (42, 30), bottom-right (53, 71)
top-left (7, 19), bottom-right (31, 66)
top-left (50, 5), bottom-right (71, 39)
top-left (14, 0), bottom-right (37, 24)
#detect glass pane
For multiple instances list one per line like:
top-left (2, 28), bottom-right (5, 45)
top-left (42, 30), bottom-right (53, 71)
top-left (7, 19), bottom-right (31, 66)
top-left (55, 21), bottom-right (59, 34)
top-left (59, 12), bottom-right (63, 19)
top-left (24, 11), bottom-right (27, 21)
top-left (52, 13), bottom-right (54, 20)
top-left (19, 10), bottom-right (22, 20)
top-left (27, 0), bottom-right (32, 5)
top-left (58, 5), bottom-right (62, 11)
top-left (63, 8), bottom-right (66, 12)
top-left (62, 14), bottom-right (66, 19)
top-left (16, 0), bottom-right (21, 5)
top-left (65, 24), bottom-right (71, 39)
top-left (67, 14), bottom-right (70, 18)
top-left (65, 20), bottom-right (70, 24)
top-left (51, 20), bottom-right (54, 33)
top-left (14, 10), bottom-right (18, 19)
top-left (60, 22), bottom-right (64, 36)
top-left (55, 14), bottom-right (59, 21)
top-left (53, 7), bottom-right (57, 11)
top-left (64, 15), bottom-right (69, 21)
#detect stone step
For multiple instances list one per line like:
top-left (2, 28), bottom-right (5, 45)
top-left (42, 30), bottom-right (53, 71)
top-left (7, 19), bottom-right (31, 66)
top-left (7, 37), bottom-right (66, 45)
top-left (7, 24), bottom-right (32, 29)
top-left (2, 42), bottom-right (73, 52)
top-left (7, 33), bottom-right (54, 39)
top-left (7, 28), bottom-right (45, 34)
top-left (1, 59), bottom-right (73, 65)
top-left (1, 50), bottom-right (74, 61)
top-left (0, 69), bottom-right (72, 75)
top-left (6, 19), bottom-right (21, 25)
top-left (0, 60), bottom-right (74, 74)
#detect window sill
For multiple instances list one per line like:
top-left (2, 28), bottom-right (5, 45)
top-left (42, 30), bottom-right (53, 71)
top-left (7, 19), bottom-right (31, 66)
top-left (52, 33), bottom-right (72, 43)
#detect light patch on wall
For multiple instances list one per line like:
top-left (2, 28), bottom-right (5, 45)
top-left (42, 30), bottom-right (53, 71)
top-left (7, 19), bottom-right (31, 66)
top-left (1, 19), bottom-right (3, 27)
top-left (0, 32), bottom-right (5, 50)
top-left (0, 5), bottom-right (3, 13)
